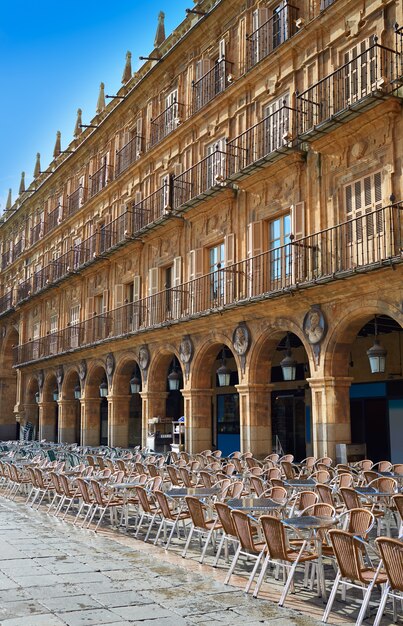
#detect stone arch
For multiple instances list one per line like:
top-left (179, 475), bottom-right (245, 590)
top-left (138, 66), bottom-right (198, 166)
top-left (40, 371), bottom-right (59, 442)
top-left (147, 344), bottom-right (184, 393)
top-left (190, 332), bottom-right (240, 390)
top-left (109, 352), bottom-right (143, 448)
top-left (60, 367), bottom-right (82, 444)
top-left (0, 325), bottom-right (19, 439)
top-left (22, 374), bottom-right (40, 439)
top-left (112, 352), bottom-right (143, 396)
top-left (82, 359), bottom-right (108, 447)
top-left (84, 359), bottom-right (108, 399)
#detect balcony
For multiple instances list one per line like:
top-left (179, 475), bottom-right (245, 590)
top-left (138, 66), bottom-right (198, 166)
top-left (30, 222), bottom-right (43, 246)
top-left (192, 59), bottom-right (233, 114)
top-left (115, 136), bottom-right (142, 178)
top-left (173, 150), bottom-right (230, 210)
top-left (1, 252), bottom-right (9, 271)
top-left (150, 101), bottom-right (186, 147)
top-left (98, 211), bottom-right (132, 254)
top-left (12, 239), bottom-right (24, 262)
top-left (14, 202), bottom-right (403, 366)
top-left (227, 102), bottom-right (297, 177)
top-left (245, 3), bottom-right (299, 72)
top-left (67, 186), bottom-right (87, 217)
top-left (0, 290), bottom-right (13, 315)
top-left (45, 205), bottom-right (63, 234)
top-left (89, 164), bottom-right (113, 198)
top-left (296, 36), bottom-right (402, 139)
top-left (132, 186), bottom-right (168, 232)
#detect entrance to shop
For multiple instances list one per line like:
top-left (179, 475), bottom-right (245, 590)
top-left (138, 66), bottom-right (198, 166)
top-left (100, 398), bottom-right (108, 446)
top-left (350, 397), bottom-right (389, 462)
top-left (271, 390), bottom-right (306, 460)
top-left (216, 393), bottom-right (240, 456)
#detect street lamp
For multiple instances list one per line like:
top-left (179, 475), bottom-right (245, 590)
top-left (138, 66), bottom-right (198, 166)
top-left (52, 388), bottom-right (59, 402)
top-left (280, 333), bottom-right (297, 381)
top-left (74, 385), bottom-right (81, 400)
top-left (99, 379), bottom-right (108, 398)
top-left (367, 315), bottom-right (387, 374)
top-left (130, 373), bottom-right (141, 394)
top-left (35, 391), bottom-right (40, 404)
top-left (167, 359), bottom-right (180, 391)
top-left (217, 348), bottom-right (231, 387)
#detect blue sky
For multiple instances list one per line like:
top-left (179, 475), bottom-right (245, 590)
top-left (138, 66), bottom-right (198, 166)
top-left (0, 0), bottom-right (190, 213)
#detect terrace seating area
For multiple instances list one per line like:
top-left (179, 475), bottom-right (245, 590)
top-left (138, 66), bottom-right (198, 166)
top-left (1, 440), bottom-right (403, 625)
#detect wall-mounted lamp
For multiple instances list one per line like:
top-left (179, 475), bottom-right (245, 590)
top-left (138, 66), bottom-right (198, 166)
top-left (280, 333), bottom-right (297, 381)
top-left (217, 348), bottom-right (231, 387)
top-left (367, 315), bottom-right (387, 374)
top-left (74, 385), bottom-right (81, 400)
top-left (35, 391), bottom-right (40, 404)
top-left (130, 373), bottom-right (141, 394)
top-left (52, 388), bottom-right (59, 402)
top-left (99, 379), bottom-right (108, 398)
top-left (168, 359), bottom-right (181, 391)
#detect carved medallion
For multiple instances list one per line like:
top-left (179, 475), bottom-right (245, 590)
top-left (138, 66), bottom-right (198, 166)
top-left (78, 360), bottom-right (87, 381)
top-left (138, 345), bottom-right (150, 371)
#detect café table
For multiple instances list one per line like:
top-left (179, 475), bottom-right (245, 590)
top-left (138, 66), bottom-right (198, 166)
top-left (165, 486), bottom-right (220, 499)
top-left (282, 515), bottom-right (337, 600)
top-left (284, 479), bottom-right (316, 494)
top-left (227, 496), bottom-right (287, 514)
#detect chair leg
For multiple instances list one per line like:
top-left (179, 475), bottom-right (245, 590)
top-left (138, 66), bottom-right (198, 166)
top-left (213, 533), bottom-right (226, 567)
top-left (182, 525), bottom-right (195, 558)
top-left (245, 551), bottom-right (264, 594)
top-left (224, 545), bottom-right (242, 585)
top-left (323, 572), bottom-right (341, 623)
top-left (200, 527), bottom-right (215, 564)
top-left (369, 582), bottom-right (389, 626)
top-left (253, 553), bottom-right (272, 599)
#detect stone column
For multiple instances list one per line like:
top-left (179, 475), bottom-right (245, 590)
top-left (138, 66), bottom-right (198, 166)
top-left (58, 400), bottom-right (79, 444)
top-left (108, 394), bottom-right (131, 448)
top-left (181, 389), bottom-right (213, 454)
top-left (0, 372), bottom-right (18, 439)
top-left (38, 401), bottom-right (57, 441)
top-left (307, 376), bottom-right (353, 460)
top-left (236, 383), bottom-right (274, 457)
top-left (139, 391), bottom-right (169, 448)
top-left (80, 397), bottom-right (101, 446)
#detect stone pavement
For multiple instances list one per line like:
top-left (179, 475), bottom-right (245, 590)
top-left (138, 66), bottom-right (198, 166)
top-left (0, 497), bottom-right (394, 626)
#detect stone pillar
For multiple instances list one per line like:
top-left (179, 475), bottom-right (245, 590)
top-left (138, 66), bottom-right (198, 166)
top-left (307, 376), bottom-right (353, 460)
top-left (80, 397), bottom-right (101, 446)
top-left (236, 383), bottom-right (274, 457)
top-left (0, 372), bottom-right (18, 439)
top-left (108, 393), bottom-right (131, 448)
top-left (181, 389), bottom-right (213, 454)
top-left (58, 400), bottom-right (79, 444)
top-left (140, 391), bottom-right (168, 448)
top-left (38, 401), bottom-right (57, 441)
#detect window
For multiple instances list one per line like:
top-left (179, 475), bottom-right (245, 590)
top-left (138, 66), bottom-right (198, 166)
top-left (49, 314), bottom-right (58, 355)
top-left (165, 89), bottom-right (178, 135)
top-left (164, 266), bottom-right (173, 314)
top-left (264, 93), bottom-right (290, 154)
top-left (269, 213), bottom-right (291, 282)
top-left (209, 242), bottom-right (225, 300)
top-left (70, 305), bottom-right (80, 348)
top-left (33, 321), bottom-right (40, 359)
top-left (73, 237), bottom-right (81, 269)
top-left (343, 38), bottom-right (376, 107)
top-left (206, 138), bottom-right (227, 189)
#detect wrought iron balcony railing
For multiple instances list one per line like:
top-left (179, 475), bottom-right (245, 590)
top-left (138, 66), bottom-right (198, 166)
top-left (45, 205), bottom-right (63, 234)
top-left (245, 3), bottom-right (299, 72)
top-left (89, 164), bottom-right (113, 198)
top-left (173, 150), bottom-right (230, 210)
top-left (115, 136), bottom-right (143, 178)
top-left (227, 102), bottom-right (296, 175)
top-left (11, 239), bottom-right (24, 262)
top-left (192, 59), bottom-right (233, 114)
top-left (150, 101), bottom-right (186, 147)
top-left (1, 251), bottom-right (9, 271)
top-left (0, 290), bottom-right (13, 315)
top-left (296, 36), bottom-right (402, 137)
top-left (30, 222), bottom-right (43, 246)
top-left (98, 212), bottom-right (132, 255)
top-left (13, 202), bottom-right (403, 366)
top-left (132, 185), bottom-right (169, 232)
top-left (67, 186), bottom-right (87, 217)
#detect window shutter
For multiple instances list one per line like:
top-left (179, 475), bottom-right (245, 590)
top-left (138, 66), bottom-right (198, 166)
top-left (291, 201), bottom-right (305, 241)
top-left (196, 59), bottom-right (212, 80)
top-left (115, 284), bottom-right (124, 309)
top-left (114, 284), bottom-right (124, 334)
top-left (247, 221), bottom-right (263, 257)
top-left (134, 191), bottom-right (142, 205)
top-left (136, 117), bottom-right (143, 137)
top-left (291, 202), bottom-right (306, 284)
top-left (79, 175), bottom-right (85, 206)
top-left (173, 256), bottom-right (182, 286)
top-left (247, 222), bottom-right (262, 297)
top-left (148, 267), bottom-right (159, 296)
top-left (173, 256), bottom-right (182, 317)
top-left (162, 174), bottom-right (171, 211)
top-left (132, 275), bottom-right (142, 331)
top-left (87, 296), bottom-right (94, 318)
top-left (224, 234), bottom-right (235, 304)
top-left (188, 249), bottom-right (203, 314)
top-left (102, 289), bottom-right (109, 313)
top-left (133, 275), bottom-right (141, 301)
top-left (174, 163), bottom-right (183, 178)
top-left (218, 38), bottom-right (226, 61)
top-left (188, 248), bottom-right (203, 281)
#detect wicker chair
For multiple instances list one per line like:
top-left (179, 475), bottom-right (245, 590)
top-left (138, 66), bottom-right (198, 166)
top-left (225, 510), bottom-right (266, 592)
top-left (392, 494), bottom-right (403, 537)
top-left (74, 478), bottom-right (95, 527)
top-left (373, 536), bottom-right (403, 626)
top-left (153, 490), bottom-right (191, 550)
top-left (323, 530), bottom-right (387, 625)
top-left (213, 502), bottom-right (240, 567)
top-left (134, 485), bottom-right (160, 541)
top-left (182, 496), bottom-right (222, 563)
top-left (288, 490), bottom-right (318, 517)
top-left (253, 514), bottom-right (317, 604)
top-left (88, 479), bottom-right (123, 532)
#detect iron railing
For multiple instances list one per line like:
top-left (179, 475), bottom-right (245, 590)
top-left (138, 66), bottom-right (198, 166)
top-left (1, 251), bottom-right (9, 271)
top-left (296, 38), bottom-right (402, 136)
top-left (89, 164), bottom-right (113, 198)
top-left (115, 136), bottom-right (143, 177)
top-left (98, 212), bottom-right (132, 254)
top-left (227, 103), bottom-right (296, 174)
top-left (45, 206), bottom-right (63, 234)
top-left (0, 290), bottom-right (13, 315)
top-left (173, 150), bottom-right (229, 209)
top-left (132, 186), bottom-right (169, 232)
top-left (192, 59), bottom-right (233, 114)
top-left (67, 186), bottom-right (87, 217)
top-left (150, 101), bottom-right (186, 147)
top-left (13, 202), bottom-right (403, 365)
top-left (246, 3), bottom-right (298, 72)
top-left (12, 239), bottom-right (24, 262)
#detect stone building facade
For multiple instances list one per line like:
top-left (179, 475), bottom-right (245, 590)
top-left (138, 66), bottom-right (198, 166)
top-left (0, 0), bottom-right (402, 461)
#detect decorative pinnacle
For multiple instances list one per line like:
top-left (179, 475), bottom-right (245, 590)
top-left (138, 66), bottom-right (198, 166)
top-left (74, 108), bottom-right (83, 138)
top-left (5, 189), bottom-right (12, 211)
top-left (122, 51), bottom-right (132, 84)
top-left (19, 172), bottom-right (25, 194)
top-left (96, 82), bottom-right (105, 114)
top-left (154, 11), bottom-right (166, 48)
top-left (33, 153), bottom-right (41, 178)
top-left (53, 131), bottom-right (61, 158)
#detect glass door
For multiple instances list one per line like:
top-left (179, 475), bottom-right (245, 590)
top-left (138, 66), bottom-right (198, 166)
top-left (217, 393), bottom-right (240, 456)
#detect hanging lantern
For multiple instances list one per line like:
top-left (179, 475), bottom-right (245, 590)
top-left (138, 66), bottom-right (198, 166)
top-left (35, 391), bottom-right (40, 404)
top-left (168, 359), bottom-right (180, 391)
top-left (217, 348), bottom-right (231, 387)
top-left (130, 373), bottom-right (141, 394)
top-left (99, 380), bottom-right (108, 398)
top-left (367, 316), bottom-right (387, 374)
top-left (74, 385), bottom-right (81, 400)
top-left (280, 333), bottom-right (297, 381)
top-left (52, 388), bottom-right (59, 402)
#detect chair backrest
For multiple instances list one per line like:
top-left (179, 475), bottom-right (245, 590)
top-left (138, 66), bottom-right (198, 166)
top-left (266, 467), bottom-right (281, 481)
top-left (317, 456), bottom-right (333, 467)
top-left (76, 478), bottom-right (92, 504)
top-left (188, 460), bottom-right (200, 472)
top-left (392, 494), bottom-right (403, 524)
top-left (59, 473), bottom-right (74, 497)
top-left (340, 487), bottom-right (361, 510)
top-left (212, 450), bottom-right (222, 459)
top-left (357, 459), bottom-right (373, 471)
top-left (146, 475), bottom-right (163, 492)
top-left (96, 456), bottom-right (105, 470)
top-left (329, 530), bottom-right (364, 582)
top-left (245, 456), bottom-right (259, 469)
top-left (136, 486), bottom-right (153, 513)
top-left (231, 509), bottom-right (261, 553)
top-left (90, 479), bottom-right (105, 506)
top-left (34, 468), bottom-right (46, 489)
top-left (224, 463), bottom-right (236, 476)
top-left (311, 470), bottom-right (330, 483)
top-left (280, 454), bottom-right (294, 463)
top-left (185, 496), bottom-right (207, 529)
top-left (281, 461), bottom-right (295, 480)
top-left (337, 473), bottom-right (354, 488)
top-left (363, 470), bottom-right (379, 484)
top-left (147, 464), bottom-right (159, 478)
top-left (301, 502), bottom-right (335, 517)
top-left (179, 467), bottom-right (193, 488)
top-left (98, 468), bottom-right (112, 478)
top-left (214, 502), bottom-right (237, 536)
top-left (375, 537), bottom-right (403, 592)
top-left (265, 453), bottom-right (280, 464)
top-left (199, 471), bottom-right (215, 488)
top-left (250, 475), bottom-right (265, 496)
top-left (155, 490), bottom-right (174, 519)
top-left (375, 460), bottom-right (393, 472)
top-left (367, 476), bottom-right (397, 493)
top-left (249, 466), bottom-right (264, 477)
top-left (269, 486), bottom-right (288, 502)
top-left (167, 465), bottom-right (180, 486)
top-left (316, 483), bottom-right (334, 506)
top-left (27, 466), bottom-right (38, 487)
top-left (111, 470), bottom-right (125, 483)
top-left (392, 464), bottom-right (403, 475)
top-left (299, 490), bottom-right (318, 511)
top-left (346, 508), bottom-right (375, 537)
top-left (228, 480), bottom-right (244, 499)
top-left (260, 514), bottom-right (288, 561)
top-left (232, 458), bottom-right (243, 474)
